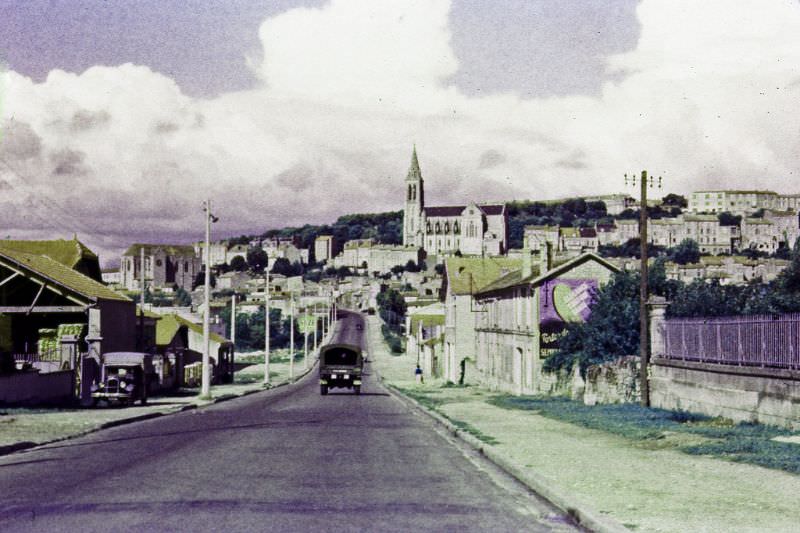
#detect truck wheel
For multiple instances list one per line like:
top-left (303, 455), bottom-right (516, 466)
top-left (321, 385), bottom-right (328, 395)
top-left (354, 385), bottom-right (361, 395)
top-left (140, 396), bottom-right (147, 406)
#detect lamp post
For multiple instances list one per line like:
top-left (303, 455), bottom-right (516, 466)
top-left (201, 200), bottom-right (218, 399)
top-left (264, 265), bottom-right (271, 386)
top-left (625, 170), bottom-right (662, 407)
top-left (289, 288), bottom-right (295, 381)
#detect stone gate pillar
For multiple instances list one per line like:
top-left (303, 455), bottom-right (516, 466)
top-left (648, 296), bottom-right (669, 358)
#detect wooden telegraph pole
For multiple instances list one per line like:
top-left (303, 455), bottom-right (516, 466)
top-left (625, 170), bottom-right (662, 407)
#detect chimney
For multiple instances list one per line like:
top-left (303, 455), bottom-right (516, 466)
top-left (539, 241), bottom-right (552, 273)
top-left (521, 236), bottom-right (532, 279)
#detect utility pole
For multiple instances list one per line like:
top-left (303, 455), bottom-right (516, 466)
top-left (264, 266), bottom-right (270, 386)
top-left (625, 170), bottom-right (662, 407)
top-left (201, 199), bottom-right (218, 398)
top-left (289, 289), bottom-right (295, 380)
top-left (139, 247), bottom-right (145, 350)
top-left (303, 309), bottom-right (309, 371)
top-left (313, 303), bottom-right (318, 353)
top-left (230, 293), bottom-right (236, 349)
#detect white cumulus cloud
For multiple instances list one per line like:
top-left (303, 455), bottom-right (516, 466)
top-left (1, 0), bottom-right (800, 263)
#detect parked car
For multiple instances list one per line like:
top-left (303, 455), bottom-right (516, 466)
top-left (91, 352), bottom-right (153, 406)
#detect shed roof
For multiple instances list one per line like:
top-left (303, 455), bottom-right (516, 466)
top-left (444, 256), bottom-right (521, 295)
top-left (0, 246), bottom-right (129, 302)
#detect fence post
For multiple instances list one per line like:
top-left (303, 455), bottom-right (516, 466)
top-left (648, 296), bottom-right (669, 359)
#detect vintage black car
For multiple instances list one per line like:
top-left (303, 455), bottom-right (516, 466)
top-left (91, 352), bottom-right (153, 406)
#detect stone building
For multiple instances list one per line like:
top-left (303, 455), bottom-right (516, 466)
top-left (402, 148), bottom-right (508, 257)
top-left (120, 244), bottom-right (200, 291)
top-left (473, 250), bottom-right (618, 395)
top-left (314, 235), bottom-right (335, 263)
top-left (440, 256), bottom-right (521, 383)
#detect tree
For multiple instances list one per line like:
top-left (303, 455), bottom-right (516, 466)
top-left (246, 248), bottom-right (268, 272)
top-left (271, 257), bottom-right (302, 276)
top-left (661, 193), bottom-right (688, 208)
top-left (718, 211), bottom-right (742, 227)
top-left (404, 260), bottom-right (420, 272)
top-left (229, 255), bottom-right (247, 271)
top-left (175, 287), bottom-right (192, 306)
top-left (544, 262), bottom-right (678, 376)
top-left (669, 238), bottom-right (701, 265)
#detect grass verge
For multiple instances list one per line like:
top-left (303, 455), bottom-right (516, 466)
top-left (399, 386), bottom-right (499, 445)
top-left (489, 395), bottom-right (800, 474)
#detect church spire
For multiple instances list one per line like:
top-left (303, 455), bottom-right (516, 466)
top-left (406, 145), bottom-right (423, 181)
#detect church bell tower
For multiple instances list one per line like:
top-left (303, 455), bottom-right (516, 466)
top-left (403, 146), bottom-right (425, 247)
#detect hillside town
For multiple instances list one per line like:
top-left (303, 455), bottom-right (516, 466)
top-left (2, 149), bottom-right (799, 407)
top-left (6, 1), bottom-right (800, 531)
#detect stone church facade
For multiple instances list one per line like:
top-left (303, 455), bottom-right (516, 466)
top-left (403, 148), bottom-right (508, 256)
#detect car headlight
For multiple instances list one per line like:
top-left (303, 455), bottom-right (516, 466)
top-left (90, 383), bottom-right (98, 392)
top-left (119, 380), bottom-right (126, 389)
top-left (125, 383), bottom-right (135, 392)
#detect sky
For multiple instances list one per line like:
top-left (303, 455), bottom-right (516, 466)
top-left (0, 0), bottom-right (799, 265)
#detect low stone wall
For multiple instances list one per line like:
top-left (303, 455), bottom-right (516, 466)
top-left (583, 356), bottom-right (640, 406)
top-left (0, 370), bottom-right (74, 405)
top-left (651, 358), bottom-right (800, 429)
top-left (537, 366), bottom-right (585, 400)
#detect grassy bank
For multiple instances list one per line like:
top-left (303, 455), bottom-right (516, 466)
top-left (490, 395), bottom-right (800, 475)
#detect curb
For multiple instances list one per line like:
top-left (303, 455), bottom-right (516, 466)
top-left (383, 382), bottom-right (629, 533)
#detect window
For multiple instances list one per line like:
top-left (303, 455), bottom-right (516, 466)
top-left (184, 262), bottom-right (189, 272)
top-left (156, 259), bottom-right (162, 267)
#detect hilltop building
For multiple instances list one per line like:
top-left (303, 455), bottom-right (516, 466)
top-left (402, 148), bottom-right (508, 257)
top-left (120, 244), bottom-right (200, 291)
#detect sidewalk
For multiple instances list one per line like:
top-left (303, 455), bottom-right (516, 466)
top-left (365, 316), bottom-right (800, 533)
top-left (0, 348), bottom-right (316, 455)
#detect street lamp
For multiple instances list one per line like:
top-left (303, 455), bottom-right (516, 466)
top-left (624, 170), bottom-right (663, 407)
top-left (201, 199), bottom-right (219, 399)
top-left (264, 264), bottom-right (271, 386)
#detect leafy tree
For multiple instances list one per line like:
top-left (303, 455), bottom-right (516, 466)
top-left (404, 260), bottom-right (420, 272)
top-left (718, 212), bottom-right (742, 227)
top-left (661, 193), bottom-right (688, 208)
top-left (668, 238), bottom-right (701, 265)
top-left (271, 257), bottom-right (302, 276)
top-left (544, 261), bottom-right (677, 376)
top-left (229, 255), bottom-right (247, 271)
top-left (246, 248), bottom-right (268, 272)
top-left (174, 287), bottom-right (192, 306)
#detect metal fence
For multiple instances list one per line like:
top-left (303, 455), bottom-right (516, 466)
top-left (661, 313), bottom-right (800, 370)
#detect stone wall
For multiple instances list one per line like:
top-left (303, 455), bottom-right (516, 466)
top-left (583, 356), bottom-right (640, 405)
top-left (651, 358), bottom-right (800, 429)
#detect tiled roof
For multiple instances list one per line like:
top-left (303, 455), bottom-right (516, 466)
top-left (0, 246), bottom-right (130, 302)
top-left (155, 313), bottom-right (229, 346)
top-left (476, 252), bottom-right (619, 296)
top-left (475, 267), bottom-right (537, 294)
top-left (123, 243), bottom-right (196, 257)
top-left (0, 238), bottom-right (98, 268)
top-left (444, 256), bottom-right (522, 295)
top-left (478, 204), bottom-right (505, 216)
top-left (424, 205), bottom-right (466, 217)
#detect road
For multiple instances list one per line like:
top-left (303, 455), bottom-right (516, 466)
top-left (0, 364), bottom-right (580, 531)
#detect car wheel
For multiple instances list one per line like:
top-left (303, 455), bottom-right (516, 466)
top-left (354, 385), bottom-right (361, 395)
top-left (321, 385), bottom-right (328, 395)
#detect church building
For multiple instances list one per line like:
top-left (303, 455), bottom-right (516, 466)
top-left (403, 148), bottom-right (508, 257)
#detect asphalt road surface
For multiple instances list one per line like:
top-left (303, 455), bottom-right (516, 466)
top-left (0, 367), bottom-right (581, 532)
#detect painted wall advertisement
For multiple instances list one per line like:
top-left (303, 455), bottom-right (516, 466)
top-left (539, 279), bottom-right (597, 357)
